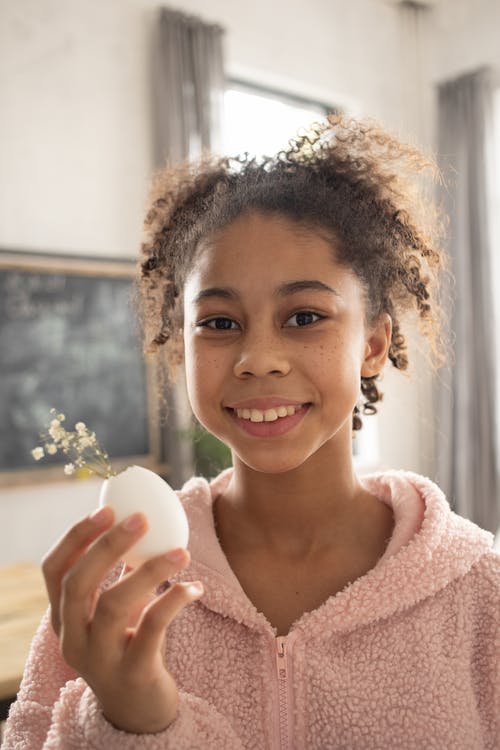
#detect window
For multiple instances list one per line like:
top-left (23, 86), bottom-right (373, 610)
top-left (222, 79), bottom-right (336, 159)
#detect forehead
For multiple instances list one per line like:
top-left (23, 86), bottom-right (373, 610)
top-left (186, 212), bottom-right (355, 290)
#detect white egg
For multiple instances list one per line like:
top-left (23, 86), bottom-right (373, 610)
top-left (98, 465), bottom-right (189, 568)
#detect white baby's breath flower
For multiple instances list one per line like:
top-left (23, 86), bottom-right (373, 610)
top-left (49, 426), bottom-right (65, 442)
top-left (33, 408), bottom-right (115, 479)
top-left (50, 409), bottom-right (65, 421)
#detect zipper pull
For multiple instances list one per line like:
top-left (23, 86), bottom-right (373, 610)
top-left (277, 636), bottom-right (286, 655)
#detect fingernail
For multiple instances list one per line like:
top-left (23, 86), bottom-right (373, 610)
top-left (186, 581), bottom-right (203, 596)
top-left (166, 548), bottom-right (186, 563)
top-left (121, 513), bottom-right (146, 532)
top-left (89, 506), bottom-right (112, 526)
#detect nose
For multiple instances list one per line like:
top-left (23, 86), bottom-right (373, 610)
top-left (233, 329), bottom-right (291, 378)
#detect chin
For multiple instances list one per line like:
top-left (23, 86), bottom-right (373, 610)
top-left (232, 447), bottom-right (314, 476)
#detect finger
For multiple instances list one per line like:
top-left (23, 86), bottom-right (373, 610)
top-left (117, 563), bottom-right (144, 627)
top-left (59, 513), bottom-right (149, 663)
top-left (121, 552), bottom-right (187, 629)
top-left (124, 579), bottom-right (204, 666)
top-left (91, 549), bottom-right (191, 644)
top-left (41, 506), bottom-right (115, 633)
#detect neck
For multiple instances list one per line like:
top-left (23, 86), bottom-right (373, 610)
top-left (215, 436), bottom-right (378, 562)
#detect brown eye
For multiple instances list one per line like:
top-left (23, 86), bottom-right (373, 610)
top-left (199, 317), bottom-right (239, 330)
top-left (285, 311), bottom-right (324, 327)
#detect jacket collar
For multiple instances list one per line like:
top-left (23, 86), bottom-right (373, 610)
top-left (173, 468), bottom-right (494, 635)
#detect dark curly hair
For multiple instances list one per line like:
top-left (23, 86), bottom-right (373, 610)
top-left (135, 114), bottom-right (451, 431)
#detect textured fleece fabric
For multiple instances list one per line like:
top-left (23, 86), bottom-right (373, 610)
top-left (3, 468), bottom-right (499, 749)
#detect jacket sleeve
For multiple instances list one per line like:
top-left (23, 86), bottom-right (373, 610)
top-left (470, 551), bottom-right (500, 750)
top-left (2, 609), bottom-right (245, 750)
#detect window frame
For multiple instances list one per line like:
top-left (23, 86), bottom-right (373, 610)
top-left (225, 77), bottom-right (340, 118)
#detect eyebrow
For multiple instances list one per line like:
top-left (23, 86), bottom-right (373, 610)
top-left (192, 280), bottom-right (341, 305)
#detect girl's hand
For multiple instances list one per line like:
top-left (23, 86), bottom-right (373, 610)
top-left (41, 505), bottom-right (203, 734)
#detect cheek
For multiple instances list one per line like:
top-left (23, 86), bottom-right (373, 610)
top-left (310, 338), bottom-right (363, 400)
top-left (183, 337), bottom-right (204, 412)
top-left (306, 347), bottom-right (332, 382)
top-left (184, 340), bottom-right (225, 411)
top-left (303, 339), bottom-right (345, 372)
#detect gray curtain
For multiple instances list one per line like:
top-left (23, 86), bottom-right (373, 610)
top-left (152, 7), bottom-right (225, 166)
top-left (435, 67), bottom-right (499, 533)
top-left (151, 7), bottom-right (226, 487)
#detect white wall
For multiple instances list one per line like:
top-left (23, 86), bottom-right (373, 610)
top-left (0, 0), bottom-right (420, 257)
top-left (1, 0), bottom-right (498, 565)
top-left (428, 0), bottom-right (500, 81)
top-left (0, 477), bottom-right (102, 566)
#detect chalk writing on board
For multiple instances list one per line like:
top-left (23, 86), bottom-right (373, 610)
top-left (4, 272), bottom-right (86, 319)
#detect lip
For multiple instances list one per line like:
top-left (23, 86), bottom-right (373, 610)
top-left (225, 397), bottom-right (309, 410)
top-left (226, 403), bottom-right (311, 438)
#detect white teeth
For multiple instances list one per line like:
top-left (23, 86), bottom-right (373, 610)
top-left (235, 405), bottom-right (302, 421)
top-left (264, 409), bottom-right (278, 422)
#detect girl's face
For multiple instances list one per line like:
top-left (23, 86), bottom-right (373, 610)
top-left (183, 212), bottom-right (390, 474)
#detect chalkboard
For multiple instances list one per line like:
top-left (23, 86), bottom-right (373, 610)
top-left (0, 251), bottom-right (165, 486)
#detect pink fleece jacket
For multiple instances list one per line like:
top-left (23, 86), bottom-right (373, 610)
top-left (3, 468), bottom-right (499, 749)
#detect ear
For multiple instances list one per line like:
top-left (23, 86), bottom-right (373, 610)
top-left (361, 313), bottom-right (392, 378)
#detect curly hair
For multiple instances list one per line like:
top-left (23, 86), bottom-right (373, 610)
top-left (135, 114), bottom-right (451, 431)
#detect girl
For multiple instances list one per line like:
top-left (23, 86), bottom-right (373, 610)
top-left (4, 116), bottom-right (499, 749)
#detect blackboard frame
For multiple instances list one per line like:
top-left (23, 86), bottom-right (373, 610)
top-left (0, 250), bottom-right (168, 488)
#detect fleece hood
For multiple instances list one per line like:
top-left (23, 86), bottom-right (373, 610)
top-left (176, 468), bottom-right (494, 635)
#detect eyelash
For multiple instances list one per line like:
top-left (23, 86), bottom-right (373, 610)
top-left (197, 311), bottom-right (326, 330)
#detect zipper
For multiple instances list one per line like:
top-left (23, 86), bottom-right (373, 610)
top-left (276, 636), bottom-right (289, 748)
top-left (273, 631), bottom-right (299, 749)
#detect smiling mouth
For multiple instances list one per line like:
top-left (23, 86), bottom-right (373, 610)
top-left (225, 403), bottom-right (312, 437)
top-left (227, 403), bottom-right (309, 422)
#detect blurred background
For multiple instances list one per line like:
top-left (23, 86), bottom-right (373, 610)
top-left (1, 0), bottom-right (499, 568)
top-left (0, 1), bottom-right (499, 727)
